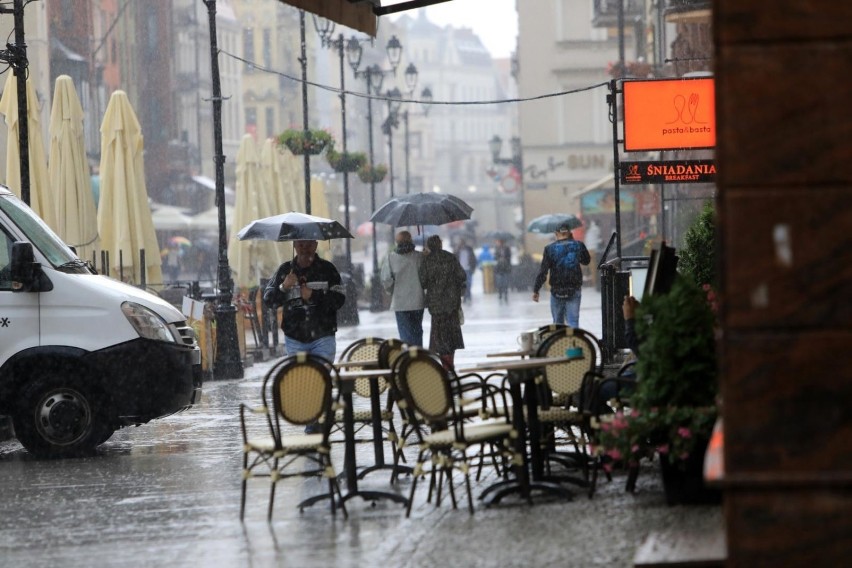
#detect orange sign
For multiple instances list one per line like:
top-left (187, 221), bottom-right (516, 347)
top-left (623, 78), bottom-right (715, 152)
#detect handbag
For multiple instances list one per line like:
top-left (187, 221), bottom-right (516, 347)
top-left (383, 254), bottom-right (395, 294)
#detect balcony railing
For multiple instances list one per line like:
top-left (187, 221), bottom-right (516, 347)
top-left (592, 0), bottom-right (645, 28)
top-left (665, 0), bottom-right (712, 21)
top-left (666, 0), bottom-right (712, 14)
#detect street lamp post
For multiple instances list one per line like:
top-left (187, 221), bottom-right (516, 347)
top-left (313, 17), bottom-right (356, 272)
top-left (402, 86), bottom-right (433, 194)
top-left (382, 88), bottom-right (403, 198)
top-left (0, 0), bottom-right (31, 205)
top-left (298, 10), bottom-right (311, 213)
top-left (349, 36), bottom-right (404, 312)
top-left (489, 134), bottom-right (526, 248)
top-left (203, 0), bottom-right (242, 379)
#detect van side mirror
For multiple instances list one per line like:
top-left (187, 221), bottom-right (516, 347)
top-left (10, 241), bottom-right (38, 292)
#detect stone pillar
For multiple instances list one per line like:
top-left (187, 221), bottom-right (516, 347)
top-left (715, 2), bottom-right (852, 565)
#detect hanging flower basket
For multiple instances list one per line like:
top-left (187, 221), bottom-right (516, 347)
top-left (277, 129), bottom-right (333, 155)
top-left (357, 163), bottom-right (388, 184)
top-left (326, 148), bottom-right (367, 173)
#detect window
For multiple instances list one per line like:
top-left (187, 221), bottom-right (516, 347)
top-left (262, 29), bottom-right (272, 68)
top-left (246, 107), bottom-right (257, 128)
top-left (0, 228), bottom-right (12, 290)
top-left (410, 132), bottom-right (422, 159)
top-left (265, 107), bottom-right (275, 138)
top-left (243, 28), bottom-right (255, 72)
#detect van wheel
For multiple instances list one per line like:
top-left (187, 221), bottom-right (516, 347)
top-left (13, 374), bottom-right (108, 458)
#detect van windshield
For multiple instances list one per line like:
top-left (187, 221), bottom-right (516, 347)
top-left (0, 192), bottom-right (81, 269)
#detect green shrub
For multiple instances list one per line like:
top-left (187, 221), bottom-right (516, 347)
top-left (678, 201), bottom-right (716, 287)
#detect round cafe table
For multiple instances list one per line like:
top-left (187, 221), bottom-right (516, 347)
top-left (457, 355), bottom-right (581, 505)
top-left (334, 368), bottom-right (409, 507)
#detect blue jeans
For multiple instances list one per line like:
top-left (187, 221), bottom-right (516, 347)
top-left (550, 291), bottom-right (582, 328)
top-left (463, 270), bottom-right (474, 301)
top-left (284, 334), bottom-right (337, 364)
top-left (395, 309), bottom-right (424, 347)
top-left (494, 272), bottom-right (510, 299)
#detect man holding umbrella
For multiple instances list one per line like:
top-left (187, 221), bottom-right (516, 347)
top-left (532, 222), bottom-right (590, 328)
top-left (263, 239), bottom-right (346, 368)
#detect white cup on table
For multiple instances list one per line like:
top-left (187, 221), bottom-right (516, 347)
top-left (517, 331), bottom-right (534, 352)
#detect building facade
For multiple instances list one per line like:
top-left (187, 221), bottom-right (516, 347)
top-left (398, 11), bottom-right (517, 238)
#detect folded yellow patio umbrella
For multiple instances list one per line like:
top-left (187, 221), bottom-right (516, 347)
top-left (97, 90), bottom-right (162, 286)
top-left (49, 75), bottom-right (99, 262)
top-left (228, 134), bottom-right (282, 289)
top-left (310, 177), bottom-right (331, 257)
top-left (281, 147), bottom-right (305, 212)
top-left (0, 73), bottom-right (55, 228)
top-left (260, 138), bottom-right (288, 216)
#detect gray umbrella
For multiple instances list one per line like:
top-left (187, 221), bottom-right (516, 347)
top-left (484, 230), bottom-right (516, 242)
top-left (237, 211), bottom-right (353, 241)
top-left (370, 192), bottom-right (473, 227)
top-left (526, 213), bottom-right (582, 234)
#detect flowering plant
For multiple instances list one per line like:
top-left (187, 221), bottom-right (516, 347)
top-left (595, 405), bottom-right (717, 470)
top-left (357, 163), bottom-right (388, 184)
top-left (278, 129), bottom-right (334, 155)
top-left (594, 275), bottom-right (718, 467)
top-left (326, 147), bottom-right (367, 173)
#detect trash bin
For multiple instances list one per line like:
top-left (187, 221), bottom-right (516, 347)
top-left (481, 262), bottom-right (495, 294)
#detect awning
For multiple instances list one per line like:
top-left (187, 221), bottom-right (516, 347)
top-left (571, 173), bottom-right (614, 199)
top-left (50, 37), bottom-right (86, 62)
top-left (192, 175), bottom-right (235, 202)
top-left (275, 0), bottom-right (454, 35)
top-left (276, 0), bottom-right (377, 36)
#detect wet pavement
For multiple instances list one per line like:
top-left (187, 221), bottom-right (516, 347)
top-left (0, 285), bottom-right (721, 567)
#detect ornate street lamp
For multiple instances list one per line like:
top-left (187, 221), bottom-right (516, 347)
top-left (350, 36), bottom-right (406, 312)
top-left (401, 84), bottom-right (431, 196)
top-left (202, 0), bottom-right (242, 379)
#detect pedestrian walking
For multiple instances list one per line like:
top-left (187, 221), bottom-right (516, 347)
top-left (263, 239), bottom-right (346, 432)
top-left (420, 235), bottom-right (466, 373)
top-left (455, 238), bottom-right (476, 305)
top-left (532, 222), bottom-right (591, 327)
top-left (162, 245), bottom-right (182, 282)
top-left (493, 238), bottom-right (512, 303)
top-left (584, 219), bottom-right (602, 287)
top-left (381, 230), bottom-right (425, 346)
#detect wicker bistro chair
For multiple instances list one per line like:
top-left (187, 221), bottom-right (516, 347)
top-left (332, 338), bottom-right (396, 440)
top-left (535, 323), bottom-right (568, 344)
top-left (388, 344), bottom-right (509, 484)
top-left (533, 327), bottom-right (603, 483)
top-left (395, 348), bottom-right (517, 517)
top-left (238, 353), bottom-right (347, 521)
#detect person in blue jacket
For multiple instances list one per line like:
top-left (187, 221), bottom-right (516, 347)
top-left (532, 222), bottom-right (590, 327)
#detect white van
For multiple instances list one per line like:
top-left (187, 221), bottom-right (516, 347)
top-left (0, 186), bottom-right (201, 457)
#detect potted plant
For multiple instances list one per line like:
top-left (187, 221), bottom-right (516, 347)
top-left (595, 274), bottom-right (720, 505)
top-left (678, 201), bottom-right (716, 288)
top-left (326, 147), bottom-right (367, 173)
top-left (357, 163), bottom-right (388, 184)
top-left (277, 129), bottom-right (333, 155)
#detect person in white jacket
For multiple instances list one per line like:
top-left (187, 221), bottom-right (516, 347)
top-left (381, 230), bottom-right (425, 346)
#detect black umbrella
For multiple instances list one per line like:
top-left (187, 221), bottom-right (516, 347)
top-left (526, 213), bottom-right (582, 234)
top-left (484, 230), bottom-right (516, 242)
top-left (370, 192), bottom-right (473, 227)
top-left (236, 212), bottom-right (353, 241)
